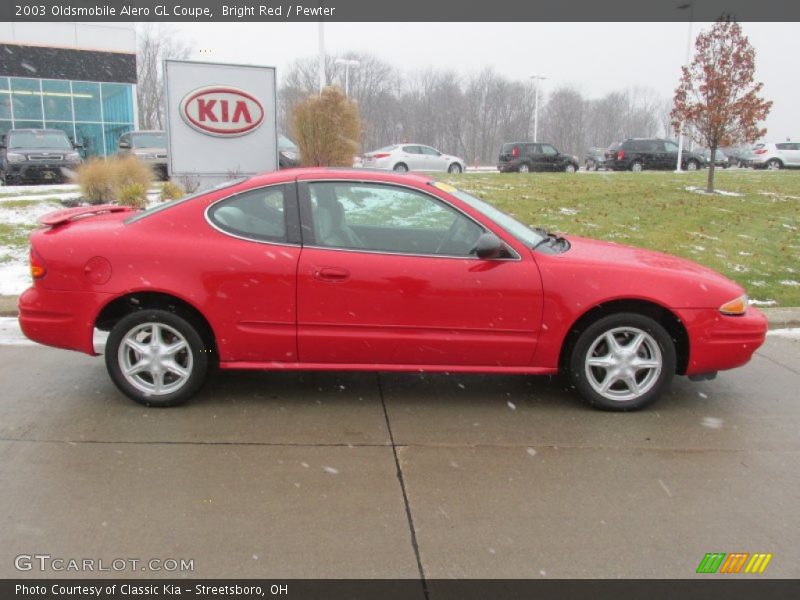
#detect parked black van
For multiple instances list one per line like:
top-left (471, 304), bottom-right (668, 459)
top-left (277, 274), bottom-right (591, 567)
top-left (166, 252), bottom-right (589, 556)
top-left (498, 142), bottom-right (579, 173)
top-left (604, 138), bottom-right (705, 172)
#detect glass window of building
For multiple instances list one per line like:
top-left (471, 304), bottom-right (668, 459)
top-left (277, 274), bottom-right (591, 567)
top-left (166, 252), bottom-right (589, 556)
top-left (0, 77), bottom-right (11, 120)
top-left (42, 79), bottom-right (73, 122)
top-left (11, 77), bottom-right (43, 120)
top-left (72, 81), bottom-right (101, 122)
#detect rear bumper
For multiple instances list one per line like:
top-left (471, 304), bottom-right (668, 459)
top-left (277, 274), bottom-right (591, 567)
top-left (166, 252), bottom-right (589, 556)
top-left (18, 286), bottom-right (109, 355)
top-left (676, 307), bottom-right (768, 375)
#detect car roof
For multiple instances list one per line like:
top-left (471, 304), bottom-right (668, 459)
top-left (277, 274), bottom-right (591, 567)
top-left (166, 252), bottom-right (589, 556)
top-left (247, 167), bottom-right (433, 187)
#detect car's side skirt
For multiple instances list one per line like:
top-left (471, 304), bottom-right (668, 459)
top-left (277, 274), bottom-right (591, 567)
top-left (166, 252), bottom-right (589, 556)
top-left (218, 362), bottom-right (559, 375)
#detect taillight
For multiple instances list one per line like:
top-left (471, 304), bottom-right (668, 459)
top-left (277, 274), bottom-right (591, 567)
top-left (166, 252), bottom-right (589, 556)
top-left (617, 150), bottom-right (625, 160)
top-left (30, 247), bottom-right (46, 280)
top-left (512, 146), bottom-right (519, 158)
top-left (754, 149), bottom-right (767, 155)
top-left (372, 153), bottom-right (390, 159)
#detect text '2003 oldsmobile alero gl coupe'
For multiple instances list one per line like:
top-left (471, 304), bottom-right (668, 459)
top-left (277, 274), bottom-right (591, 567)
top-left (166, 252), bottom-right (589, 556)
top-left (19, 169), bottom-right (766, 410)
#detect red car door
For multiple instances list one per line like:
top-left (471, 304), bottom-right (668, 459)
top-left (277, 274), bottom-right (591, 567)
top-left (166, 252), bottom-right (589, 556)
top-left (296, 179), bottom-right (542, 367)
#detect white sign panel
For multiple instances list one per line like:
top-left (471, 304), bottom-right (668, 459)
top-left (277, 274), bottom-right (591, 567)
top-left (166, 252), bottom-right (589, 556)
top-left (164, 59), bottom-right (277, 190)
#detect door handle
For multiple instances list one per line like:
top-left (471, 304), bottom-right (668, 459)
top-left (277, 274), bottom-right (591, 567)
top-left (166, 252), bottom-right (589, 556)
top-left (313, 267), bottom-right (350, 282)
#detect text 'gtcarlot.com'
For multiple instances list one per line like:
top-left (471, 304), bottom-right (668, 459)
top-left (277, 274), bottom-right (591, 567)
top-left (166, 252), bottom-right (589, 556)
top-left (14, 554), bottom-right (194, 572)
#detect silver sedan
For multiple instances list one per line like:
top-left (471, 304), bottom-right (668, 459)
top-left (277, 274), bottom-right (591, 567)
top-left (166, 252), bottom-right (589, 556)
top-left (361, 144), bottom-right (466, 173)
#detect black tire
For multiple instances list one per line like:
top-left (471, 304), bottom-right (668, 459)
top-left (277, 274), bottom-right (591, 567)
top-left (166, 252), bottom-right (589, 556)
top-left (630, 160), bottom-right (644, 172)
top-left (565, 163), bottom-right (577, 173)
top-left (448, 163), bottom-right (463, 174)
top-left (568, 312), bottom-right (676, 411)
top-left (685, 159), bottom-right (700, 171)
top-left (393, 163), bottom-right (409, 173)
top-left (518, 163), bottom-right (531, 173)
top-left (105, 309), bottom-right (210, 407)
top-left (766, 158), bottom-right (782, 170)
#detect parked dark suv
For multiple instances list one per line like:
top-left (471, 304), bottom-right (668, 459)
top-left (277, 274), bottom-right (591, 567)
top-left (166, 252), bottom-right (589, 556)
top-left (498, 142), bottom-right (579, 173)
top-left (604, 138), bottom-right (705, 172)
top-left (1, 129), bottom-right (82, 185)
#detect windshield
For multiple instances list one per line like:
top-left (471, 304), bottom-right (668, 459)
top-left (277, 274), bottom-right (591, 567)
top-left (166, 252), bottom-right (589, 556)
top-left (132, 133), bottom-right (166, 148)
top-left (434, 183), bottom-right (546, 247)
top-left (278, 134), bottom-right (298, 152)
top-left (8, 131), bottom-right (71, 150)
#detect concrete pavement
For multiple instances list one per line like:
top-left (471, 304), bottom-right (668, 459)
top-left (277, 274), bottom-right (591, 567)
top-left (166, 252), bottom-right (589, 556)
top-left (0, 336), bottom-right (798, 580)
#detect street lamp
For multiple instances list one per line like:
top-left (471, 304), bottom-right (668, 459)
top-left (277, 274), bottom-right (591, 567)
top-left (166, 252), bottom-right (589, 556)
top-left (675, 2), bottom-right (694, 171)
top-left (318, 22), bottom-right (325, 93)
top-left (334, 58), bottom-right (360, 97)
top-left (529, 75), bottom-right (547, 143)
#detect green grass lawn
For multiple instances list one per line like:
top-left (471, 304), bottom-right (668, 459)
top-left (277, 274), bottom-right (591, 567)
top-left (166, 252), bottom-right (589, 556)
top-left (440, 169), bottom-right (800, 307)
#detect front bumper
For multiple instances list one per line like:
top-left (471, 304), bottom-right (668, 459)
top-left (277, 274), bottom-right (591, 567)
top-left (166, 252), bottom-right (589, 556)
top-left (5, 161), bottom-right (79, 182)
top-left (676, 307), bottom-right (768, 375)
top-left (18, 286), bottom-right (110, 355)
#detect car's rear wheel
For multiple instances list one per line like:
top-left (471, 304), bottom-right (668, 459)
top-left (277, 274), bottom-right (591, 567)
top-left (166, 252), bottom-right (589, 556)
top-left (630, 160), bottom-right (643, 172)
top-left (105, 309), bottom-right (210, 407)
top-left (565, 163), bottom-right (577, 173)
top-left (448, 163), bottom-right (463, 174)
top-left (393, 163), bottom-right (409, 173)
top-left (767, 158), bottom-right (782, 170)
top-left (569, 312), bottom-right (676, 411)
top-left (518, 163), bottom-right (530, 173)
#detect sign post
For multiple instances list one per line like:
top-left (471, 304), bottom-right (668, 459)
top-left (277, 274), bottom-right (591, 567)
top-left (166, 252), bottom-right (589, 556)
top-left (163, 59), bottom-right (278, 191)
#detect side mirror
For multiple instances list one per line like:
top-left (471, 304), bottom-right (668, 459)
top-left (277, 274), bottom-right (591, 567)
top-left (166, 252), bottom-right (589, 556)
top-left (118, 141), bottom-right (130, 149)
top-left (474, 232), bottom-right (506, 259)
top-left (73, 142), bottom-right (84, 149)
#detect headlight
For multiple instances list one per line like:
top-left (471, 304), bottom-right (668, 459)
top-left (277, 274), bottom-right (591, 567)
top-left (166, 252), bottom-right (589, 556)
top-left (719, 294), bottom-right (749, 315)
top-left (66, 151), bottom-right (81, 161)
top-left (6, 152), bottom-right (25, 163)
top-left (281, 151), bottom-right (298, 161)
top-left (134, 151), bottom-right (155, 160)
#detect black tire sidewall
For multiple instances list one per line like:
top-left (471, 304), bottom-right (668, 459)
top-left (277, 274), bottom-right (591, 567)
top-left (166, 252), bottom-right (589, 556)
top-left (105, 309), bottom-right (209, 407)
top-left (569, 312), bottom-right (676, 411)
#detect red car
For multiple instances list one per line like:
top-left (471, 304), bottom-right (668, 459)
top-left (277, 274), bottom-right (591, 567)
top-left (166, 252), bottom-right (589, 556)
top-left (19, 169), bottom-right (766, 410)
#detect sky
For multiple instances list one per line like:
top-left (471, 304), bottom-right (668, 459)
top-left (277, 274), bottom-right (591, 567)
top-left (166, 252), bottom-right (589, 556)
top-left (166, 21), bottom-right (798, 142)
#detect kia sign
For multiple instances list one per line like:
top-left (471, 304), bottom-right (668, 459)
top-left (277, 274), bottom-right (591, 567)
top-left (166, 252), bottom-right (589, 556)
top-left (180, 86), bottom-right (265, 137)
top-left (164, 60), bottom-right (277, 190)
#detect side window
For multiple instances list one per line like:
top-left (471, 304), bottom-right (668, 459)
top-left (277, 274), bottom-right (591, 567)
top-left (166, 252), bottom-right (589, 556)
top-left (208, 185), bottom-right (287, 242)
top-left (403, 145), bottom-right (421, 154)
top-left (420, 146), bottom-right (440, 156)
top-left (776, 143), bottom-right (790, 150)
top-left (527, 144), bottom-right (541, 155)
top-left (541, 144), bottom-right (558, 156)
top-left (664, 141), bottom-right (679, 153)
top-left (308, 182), bottom-right (484, 257)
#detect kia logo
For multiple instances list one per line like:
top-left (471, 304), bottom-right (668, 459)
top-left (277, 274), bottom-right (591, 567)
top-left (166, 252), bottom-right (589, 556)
top-left (179, 86), bottom-right (265, 137)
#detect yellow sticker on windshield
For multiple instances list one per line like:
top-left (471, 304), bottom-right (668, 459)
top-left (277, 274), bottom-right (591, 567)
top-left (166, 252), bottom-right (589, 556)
top-left (432, 181), bottom-right (458, 194)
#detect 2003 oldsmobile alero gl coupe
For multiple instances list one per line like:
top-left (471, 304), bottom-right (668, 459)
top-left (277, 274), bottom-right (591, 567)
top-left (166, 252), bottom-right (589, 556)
top-left (19, 169), bottom-right (767, 410)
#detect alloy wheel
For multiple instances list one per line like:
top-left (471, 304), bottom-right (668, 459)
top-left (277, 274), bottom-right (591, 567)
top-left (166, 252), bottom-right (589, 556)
top-left (118, 322), bottom-right (193, 396)
top-left (584, 327), bottom-right (663, 402)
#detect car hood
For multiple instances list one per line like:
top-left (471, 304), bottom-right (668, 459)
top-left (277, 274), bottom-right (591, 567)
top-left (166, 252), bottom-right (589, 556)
top-left (9, 146), bottom-right (73, 155)
top-left (551, 235), bottom-right (745, 307)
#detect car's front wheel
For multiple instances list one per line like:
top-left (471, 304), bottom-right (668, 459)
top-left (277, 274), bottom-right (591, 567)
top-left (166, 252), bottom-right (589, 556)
top-left (105, 309), bottom-right (210, 407)
top-left (565, 163), bottom-right (577, 173)
top-left (518, 163), bottom-right (530, 173)
top-left (685, 159), bottom-right (700, 171)
top-left (448, 163), bottom-right (463, 174)
top-left (766, 158), bottom-right (782, 170)
top-left (569, 312), bottom-right (676, 411)
top-left (630, 160), bottom-right (644, 172)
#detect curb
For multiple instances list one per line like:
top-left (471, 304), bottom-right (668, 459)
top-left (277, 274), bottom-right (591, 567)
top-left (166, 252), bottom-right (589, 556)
top-left (1, 295), bottom-right (798, 329)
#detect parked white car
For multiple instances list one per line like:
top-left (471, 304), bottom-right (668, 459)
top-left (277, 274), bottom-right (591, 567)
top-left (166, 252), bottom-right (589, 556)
top-left (362, 144), bottom-right (465, 173)
top-left (750, 142), bottom-right (800, 170)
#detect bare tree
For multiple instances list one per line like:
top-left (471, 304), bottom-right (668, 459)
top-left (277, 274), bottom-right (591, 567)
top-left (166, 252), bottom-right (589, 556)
top-left (136, 25), bottom-right (190, 130)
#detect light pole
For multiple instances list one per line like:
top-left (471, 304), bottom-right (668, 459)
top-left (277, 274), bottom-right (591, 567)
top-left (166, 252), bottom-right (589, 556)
top-left (675, 2), bottom-right (694, 171)
top-left (318, 22), bottom-right (325, 93)
top-left (334, 58), bottom-right (360, 97)
top-left (529, 75), bottom-right (547, 142)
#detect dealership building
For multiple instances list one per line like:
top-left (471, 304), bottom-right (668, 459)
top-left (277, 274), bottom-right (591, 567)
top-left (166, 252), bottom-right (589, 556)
top-left (0, 22), bottom-right (137, 157)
